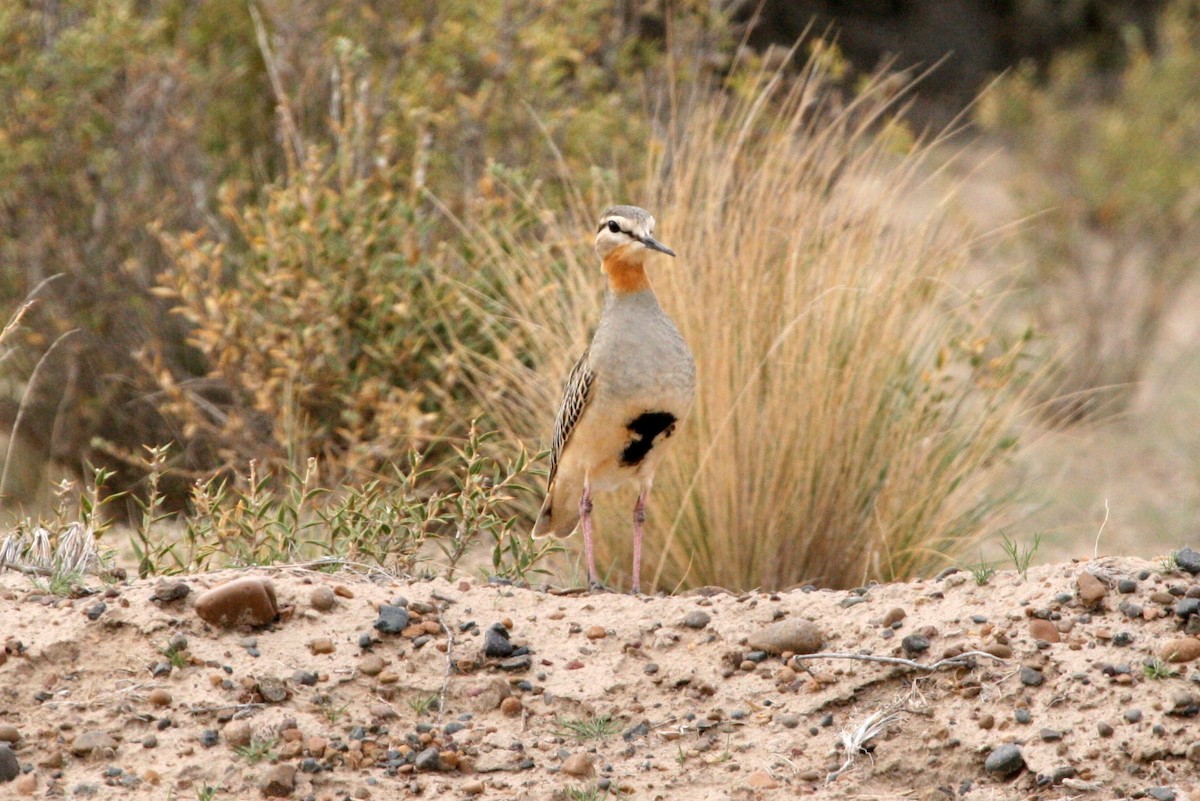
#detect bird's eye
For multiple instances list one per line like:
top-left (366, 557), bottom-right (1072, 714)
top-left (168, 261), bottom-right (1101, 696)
top-left (607, 220), bottom-right (620, 233)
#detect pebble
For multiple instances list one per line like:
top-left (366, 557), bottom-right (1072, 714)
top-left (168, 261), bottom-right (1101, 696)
top-left (978, 714), bottom-right (994, 730)
top-left (1098, 721), bottom-right (1114, 737)
top-left (483, 624), bottom-right (514, 658)
top-left (309, 637), bottom-right (335, 655)
top-left (15, 772), bottom-right (34, 794)
top-left (984, 743), bottom-right (1025, 777)
top-left (1175, 598), bottom-right (1200, 619)
top-left (194, 577), bottom-right (278, 628)
top-left (1175, 547), bottom-right (1200, 575)
top-left (261, 763), bottom-right (296, 797)
top-left (499, 655), bottom-right (531, 672)
top-left (500, 697), bottom-right (523, 717)
top-left (1148, 788), bottom-right (1177, 801)
top-left (86, 601), bottom-right (106, 620)
top-left (747, 618), bottom-right (823, 655)
top-left (292, 670), bottom-right (318, 686)
top-left (299, 757), bottom-right (321, 773)
top-left (257, 676), bottom-right (288, 703)
top-left (0, 725), bottom-right (19, 744)
top-left (1117, 578), bottom-right (1138, 593)
top-left (585, 625), bottom-right (607, 640)
top-left (307, 737), bottom-right (327, 758)
top-left (148, 689), bottom-right (172, 707)
top-left (224, 720), bottom-right (253, 747)
top-left (1029, 619), bottom-right (1060, 643)
top-left (1159, 637), bottom-right (1200, 663)
top-left (0, 745), bottom-right (18, 783)
top-left (462, 780), bottom-right (485, 795)
top-left (682, 610), bottom-right (711, 629)
top-left (1076, 572), bottom-right (1107, 607)
top-left (142, 735), bottom-right (157, 749)
top-left (1124, 708), bottom-right (1143, 723)
top-left (882, 607), bottom-right (906, 627)
top-left (1014, 708), bottom-right (1032, 724)
top-left (1039, 728), bottom-right (1062, 741)
top-left (747, 770), bottom-right (779, 789)
top-left (200, 729), bottom-right (219, 748)
top-left (359, 654), bottom-right (386, 676)
top-left (777, 714), bottom-right (800, 729)
top-left (414, 746), bottom-right (441, 771)
top-left (374, 605), bottom-right (410, 634)
top-left (71, 730), bottom-right (117, 756)
top-left (983, 643), bottom-right (1013, 660)
top-left (310, 586), bottom-right (336, 612)
top-left (561, 753), bottom-right (594, 777)
top-left (901, 634), bottom-right (930, 656)
top-left (151, 579), bottom-right (191, 603)
top-left (1019, 666), bottom-right (1045, 687)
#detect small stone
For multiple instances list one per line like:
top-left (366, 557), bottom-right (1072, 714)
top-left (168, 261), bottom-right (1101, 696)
top-left (194, 577), bottom-right (278, 628)
top-left (200, 729), bottom-right (219, 748)
top-left (309, 637), bottom-right (335, 655)
top-left (1029, 619), bottom-right (1060, 643)
top-left (498, 654), bottom-right (531, 672)
top-left (256, 676), bottom-right (288, 703)
top-left (261, 763), bottom-right (296, 797)
top-left (1159, 637), bottom-right (1200, 663)
top-left (1077, 572), bottom-right (1107, 607)
top-left (882, 607), bottom-right (906, 627)
top-left (500, 697), bottom-right (523, 717)
top-left (369, 703), bottom-right (398, 720)
top-left (483, 623), bottom-right (514, 658)
top-left (1175, 547), bottom-right (1200, 575)
top-left (747, 771), bottom-right (778, 790)
top-left (1175, 598), bottom-right (1200, 619)
top-left (14, 772), bottom-right (34, 794)
top-left (777, 714), bottom-right (800, 729)
top-left (310, 586), bottom-right (336, 612)
top-left (374, 605), bottom-right (410, 634)
top-left (150, 662), bottom-right (172, 678)
top-left (85, 601), bottom-right (106, 620)
top-left (983, 643), bottom-right (1013, 660)
top-left (978, 714), bottom-right (994, 730)
top-left (414, 747), bottom-right (441, 771)
top-left (1098, 721), bottom-right (1114, 737)
top-left (585, 625), bottom-right (607, 640)
top-left (224, 720), bottom-right (253, 748)
top-left (358, 654), bottom-right (386, 676)
top-left (0, 745), bottom-right (18, 783)
top-left (1124, 708), bottom-right (1143, 723)
top-left (142, 735), bottom-right (157, 749)
top-left (747, 618), bottom-right (822, 655)
top-left (1019, 666), bottom-right (1045, 687)
top-left (682, 611), bottom-right (711, 629)
top-left (299, 757), bottom-right (321, 774)
top-left (148, 689), bottom-right (172, 708)
top-left (1147, 788), bottom-right (1177, 801)
top-left (307, 737), bottom-right (326, 758)
top-left (984, 743), bottom-right (1025, 777)
top-left (71, 730), bottom-right (117, 757)
top-left (0, 725), bottom-right (19, 744)
top-left (1014, 708), bottom-right (1032, 724)
top-left (561, 753), bottom-right (594, 777)
top-left (901, 634), bottom-right (930, 656)
top-left (292, 670), bottom-right (317, 686)
top-left (151, 579), bottom-right (190, 603)
top-left (1039, 728), bottom-right (1062, 742)
top-left (462, 780), bottom-right (485, 795)
top-left (1118, 578), bottom-right (1138, 594)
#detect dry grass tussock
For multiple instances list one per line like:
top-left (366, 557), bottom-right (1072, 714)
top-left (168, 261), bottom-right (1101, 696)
top-left (453, 56), bottom-right (1032, 591)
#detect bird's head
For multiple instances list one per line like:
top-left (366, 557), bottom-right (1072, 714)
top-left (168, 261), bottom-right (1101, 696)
top-left (594, 205), bottom-right (676, 265)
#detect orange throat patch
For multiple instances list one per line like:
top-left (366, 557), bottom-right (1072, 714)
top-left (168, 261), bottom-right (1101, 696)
top-left (602, 251), bottom-right (652, 294)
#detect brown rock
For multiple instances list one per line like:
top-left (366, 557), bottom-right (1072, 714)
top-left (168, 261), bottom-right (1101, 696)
top-left (70, 730), bottom-right (117, 757)
top-left (1029, 619), bottom-right (1060, 643)
top-left (15, 773), bottom-right (36, 795)
top-left (983, 643), bottom-right (1013, 660)
top-left (310, 586), bottom-right (336, 612)
top-left (747, 619), bottom-right (823, 655)
top-left (257, 676), bottom-right (289, 703)
top-left (500, 696), bottom-right (523, 717)
top-left (223, 720), bottom-right (253, 748)
top-left (747, 770), bottom-right (779, 790)
top-left (261, 763), bottom-right (297, 797)
top-left (585, 625), bottom-right (607, 640)
top-left (142, 769), bottom-right (161, 785)
top-left (148, 688), bottom-right (172, 707)
top-left (194, 577), bottom-right (278, 628)
top-left (306, 736), bottom-right (327, 758)
top-left (0, 724), bottom-right (19, 744)
top-left (333, 585), bottom-right (354, 599)
top-left (462, 780), bottom-right (485, 795)
top-left (1076, 571), bottom-right (1107, 608)
top-left (1159, 637), bottom-right (1200, 663)
top-left (882, 607), bottom-right (907, 627)
top-left (370, 703), bottom-right (398, 720)
top-left (561, 753), bottom-right (594, 777)
top-left (358, 654), bottom-right (386, 676)
top-left (308, 637), bottom-right (335, 655)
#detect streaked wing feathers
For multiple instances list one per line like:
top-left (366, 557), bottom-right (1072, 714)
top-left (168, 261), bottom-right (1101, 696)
top-left (548, 349), bottom-right (596, 485)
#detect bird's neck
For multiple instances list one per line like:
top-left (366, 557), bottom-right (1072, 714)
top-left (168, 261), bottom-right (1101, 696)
top-left (602, 254), bottom-right (653, 295)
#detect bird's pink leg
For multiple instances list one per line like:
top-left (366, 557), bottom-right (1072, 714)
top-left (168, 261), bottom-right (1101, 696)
top-left (579, 483), bottom-right (599, 589)
top-left (632, 487), bottom-right (649, 594)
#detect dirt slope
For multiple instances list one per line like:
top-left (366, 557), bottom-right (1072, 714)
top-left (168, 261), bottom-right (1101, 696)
top-left (1, 556), bottom-right (1198, 800)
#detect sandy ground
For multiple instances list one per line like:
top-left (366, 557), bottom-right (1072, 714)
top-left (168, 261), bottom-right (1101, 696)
top-left (2, 556), bottom-right (1199, 800)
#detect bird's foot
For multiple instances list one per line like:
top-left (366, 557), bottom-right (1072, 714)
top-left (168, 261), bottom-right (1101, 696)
top-left (587, 580), bottom-right (612, 594)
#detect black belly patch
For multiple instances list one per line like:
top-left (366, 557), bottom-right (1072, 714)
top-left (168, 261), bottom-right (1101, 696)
top-left (620, 411), bottom-right (677, 467)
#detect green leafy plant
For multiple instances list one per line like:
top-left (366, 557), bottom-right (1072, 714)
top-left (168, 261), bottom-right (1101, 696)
top-left (233, 736), bottom-right (278, 765)
top-left (999, 531), bottom-right (1042, 579)
top-left (1143, 657), bottom-right (1180, 680)
top-left (315, 696), bottom-right (349, 724)
top-left (407, 693), bottom-right (439, 717)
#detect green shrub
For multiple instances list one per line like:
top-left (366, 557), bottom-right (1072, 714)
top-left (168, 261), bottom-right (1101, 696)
top-left (978, 0), bottom-right (1200, 421)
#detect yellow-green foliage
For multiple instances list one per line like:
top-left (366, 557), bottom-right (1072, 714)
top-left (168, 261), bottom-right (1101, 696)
top-left (978, 0), bottom-right (1200, 419)
top-left (461, 53), bottom-right (1030, 591)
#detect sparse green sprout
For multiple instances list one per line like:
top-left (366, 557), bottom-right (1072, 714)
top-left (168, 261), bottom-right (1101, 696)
top-left (315, 697), bottom-right (349, 723)
top-left (1143, 658), bottom-right (1179, 680)
top-left (552, 714), bottom-right (620, 741)
top-left (999, 532), bottom-right (1042, 580)
top-left (233, 736), bottom-right (278, 764)
top-left (196, 782), bottom-right (219, 801)
top-left (407, 693), bottom-right (439, 717)
top-left (1158, 550), bottom-right (1181, 574)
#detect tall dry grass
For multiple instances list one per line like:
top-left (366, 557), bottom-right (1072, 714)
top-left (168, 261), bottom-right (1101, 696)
top-left (452, 56), bottom-right (1031, 591)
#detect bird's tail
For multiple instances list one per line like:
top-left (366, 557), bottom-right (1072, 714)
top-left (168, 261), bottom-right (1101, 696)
top-left (531, 477), bottom-right (581, 539)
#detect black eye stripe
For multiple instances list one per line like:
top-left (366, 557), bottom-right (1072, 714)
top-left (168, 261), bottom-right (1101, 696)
top-left (598, 220), bottom-right (632, 235)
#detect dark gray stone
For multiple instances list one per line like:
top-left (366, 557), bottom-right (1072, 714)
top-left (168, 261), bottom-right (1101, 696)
top-left (414, 746), bottom-right (441, 771)
top-left (1118, 578), bottom-right (1138, 594)
top-left (1147, 788), bottom-right (1177, 801)
top-left (682, 610), bottom-right (711, 629)
top-left (1175, 598), bottom-right (1200, 619)
top-left (1124, 708), bottom-right (1143, 723)
top-left (483, 624), bottom-right (514, 658)
top-left (984, 743), bottom-right (1025, 777)
top-left (86, 602), bottom-right (106, 620)
top-left (1176, 547), bottom-right (1200, 575)
top-left (151, 580), bottom-right (191, 603)
top-left (1020, 666), bottom-right (1045, 686)
top-left (498, 654), bottom-right (531, 672)
top-left (902, 634), bottom-right (930, 656)
top-left (0, 745), bottom-right (18, 783)
top-left (374, 605), bottom-right (410, 634)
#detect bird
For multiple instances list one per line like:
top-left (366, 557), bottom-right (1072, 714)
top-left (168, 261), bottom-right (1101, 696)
top-left (532, 205), bottom-right (696, 593)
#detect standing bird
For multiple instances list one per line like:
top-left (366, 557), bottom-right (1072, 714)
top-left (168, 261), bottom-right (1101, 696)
top-left (532, 206), bottom-right (696, 593)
